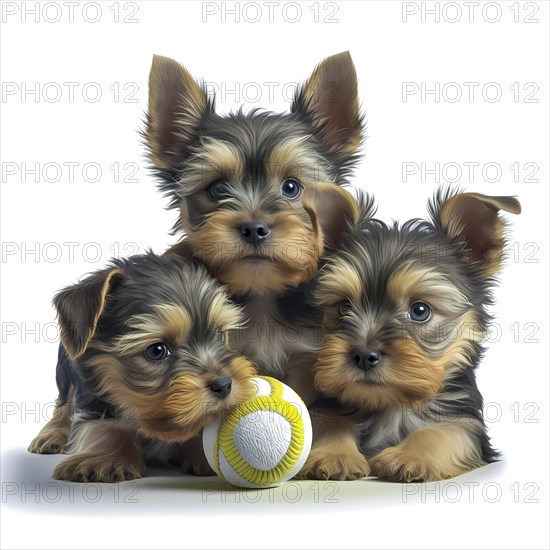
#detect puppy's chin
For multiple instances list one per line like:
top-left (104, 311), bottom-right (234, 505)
top-left (137, 401), bottom-right (230, 443)
top-left (215, 259), bottom-right (316, 295)
top-left (317, 369), bottom-right (440, 412)
top-left (136, 379), bottom-right (256, 443)
top-left (137, 359), bottom-right (257, 443)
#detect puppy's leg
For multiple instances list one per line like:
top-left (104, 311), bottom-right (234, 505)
top-left (53, 417), bottom-right (145, 483)
top-left (29, 345), bottom-right (77, 454)
top-left (370, 420), bottom-right (487, 482)
top-left (28, 393), bottom-right (73, 454)
top-left (297, 414), bottom-right (370, 481)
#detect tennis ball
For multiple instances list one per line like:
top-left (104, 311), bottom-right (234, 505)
top-left (203, 376), bottom-right (312, 488)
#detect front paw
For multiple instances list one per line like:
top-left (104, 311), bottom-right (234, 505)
top-left (53, 455), bottom-right (145, 483)
top-left (370, 446), bottom-right (447, 483)
top-left (297, 447), bottom-right (371, 481)
top-left (28, 431), bottom-right (68, 454)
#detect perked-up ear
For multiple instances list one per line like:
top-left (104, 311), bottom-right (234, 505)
top-left (292, 51), bottom-right (363, 158)
top-left (145, 55), bottom-right (210, 170)
top-left (53, 268), bottom-right (122, 360)
top-left (303, 183), bottom-right (367, 252)
top-left (431, 190), bottom-right (521, 278)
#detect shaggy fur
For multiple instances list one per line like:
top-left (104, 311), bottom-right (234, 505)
top-left (299, 189), bottom-right (520, 481)
top-left (29, 253), bottom-right (256, 482)
top-left (144, 53), bottom-right (365, 401)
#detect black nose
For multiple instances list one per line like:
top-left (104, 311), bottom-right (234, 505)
top-left (352, 349), bottom-right (382, 371)
top-left (240, 222), bottom-right (270, 246)
top-left (210, 377), bottom-right (232, 398)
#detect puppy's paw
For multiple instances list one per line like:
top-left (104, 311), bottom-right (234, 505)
top-left (370, 446), bottom-right (449, 483)
top-left (180, 457), bottom-right (215, 476)
top-left (297, 447), bottom-right (370, 481)
top-left (53, 455), bottom-right (145, 483)
top-left (28, 431), bottom-right (68, 454)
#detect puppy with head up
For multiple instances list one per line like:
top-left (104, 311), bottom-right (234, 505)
top-left (29, 253), bottom-right (256, 482)
top-left (299, 189), bottom-right (521, 482)
top-left (145, 53), bottom-right (363, 402)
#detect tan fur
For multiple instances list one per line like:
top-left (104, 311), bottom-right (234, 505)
top-left (379, 339), bottom-right (448, 404)
top-left (267, 137), bottom-right (331, 183)
top-left (28, 389), bottom-right (74, 454)
top-left (313, 333), bottom-right (432, 410)
top-left (207, 290), bottom-right (245, 330)
top-left (316, 260), bottom-right (363, 308)
top-left (388, 264), bottom-right (472, 315)
top-left (176, 138), bottom-right (244, 200)
top-left (315, 309), bottom-right (482, 411)
top-left (314, 332), bottom-right (358, 397)
top-left (369, 421), bottom-right (487, 482)
top-left (188, 208), bottom-right (321, 295)
top-left (297, 414), bottom-right (370, 480)
top-left (53, 419), bottom-right (145, 482)
top-left (111, 305), bottom-right (193, 355)
top-left (173, 158), bottom-right (359, 298)
top-left (308, 190), bottom-right (521, 482)
top-left (192, 182), bottom-right (359, 295)
top-left (86, 354), bottom-right (256, 443)
top-left (315, 257), bottom-right (485, 408)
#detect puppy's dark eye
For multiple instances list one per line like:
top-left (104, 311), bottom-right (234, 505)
top-left (409, 302), bottom-right (432, 323)
top-left (339, 301), bottom-right (352, 316)
top-left (208, 179), bottom-right (229, 201)
top-left (144, 342), bottom-right (171, 361)
top-left (281, 179), bottom-right (301, 199)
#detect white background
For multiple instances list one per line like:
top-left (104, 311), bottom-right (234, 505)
top-left (1, 1), bottom-right (548, 549)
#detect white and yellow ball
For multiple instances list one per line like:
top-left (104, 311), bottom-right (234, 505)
top-left (203, 376), bottom-right (312, 488)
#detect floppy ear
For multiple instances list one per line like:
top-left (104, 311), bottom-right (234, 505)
top-left (53, 268), bottom-right (122, 360)
top-left (145, 55), bottom-right (210, 170)
top-left (431, 191), bottom-right (521, 278)
top-left (303, 183), bottom-right (368, 252)
top-left (292, 51), bottom-right (363, 158)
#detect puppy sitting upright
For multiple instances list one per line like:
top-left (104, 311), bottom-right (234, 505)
top-left (301, 190), bottom-right (521, 481)
top-left (145, 53), bottom-right (363, 401)
top-left (29, 253), bottom-right (256, 482)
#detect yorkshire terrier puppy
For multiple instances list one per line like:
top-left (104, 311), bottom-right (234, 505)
top-left (28, 253), bottom-right (256, 482)
top-left (145, 52), bottom-right (363, 401)
top-left (300, 190), bottom-right (521, 482)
